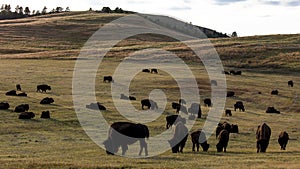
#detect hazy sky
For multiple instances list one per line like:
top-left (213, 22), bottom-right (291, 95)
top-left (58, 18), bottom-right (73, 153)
top-left (1, 0), bottom-right (300, 36)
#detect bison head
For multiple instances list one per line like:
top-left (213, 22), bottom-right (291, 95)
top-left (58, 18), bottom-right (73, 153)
top-left (103, 139), bottom-right (118, 155)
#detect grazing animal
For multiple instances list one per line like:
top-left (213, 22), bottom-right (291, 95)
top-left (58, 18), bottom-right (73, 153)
top-left (5, 90), bottom-right (17, 96)
top-left (227, 91), bottom-right (235, 97)
top-left (230, 70), bottom-right (242, 75)
top-left (40, 111), bottom-right (50, 118)
top-left (86, 102), bottom-right (106, 110)
top-left (211, 80), bottom-right (217, 86)
top-left (103, 122), bottom-right (149, 156)
top-left (204, 98), bottom-right (212, 107)
top-left (222, 122), bottom-right (232, 132)
top-left (230, 124), bottom-right (239, 133)
top-left (103, 76), bottom-right (113, 83)
top-left (288, 80), bottom-right (294, 87)
top-left (266, 107), bottom-right (280, 114)
top-left (166, 115), bottom-right (182, 129)
top-left (225, 109), bottom-right (232, 116)
top-left (191, 130), bottom-right (210, 152)
top-left (14, 104), bottom-right (29, 112)
top-left (129, 96), bottom-right (136, 100)
top-left (188, 103), bottom-right (201, 118)
top-left (216, 129), bottom-right (230, 152)
top-left (234, 101), bottom-right (245, 111)
top-left (19, 112), bottom-right (35, 119)
top-left (151, 68), bottom-right (158, 74)
top-left (271, 90), bottom-right (279, 95)
top-left (256, 123), bottom-right (271, 153)
top-left (0, 102), bottom-right (10, 110)
top-left (40, 97), bottom-right (54, 104)
top-left (16, 84), bottom-right (21, 91)
top-left (168, 120), bottom-right (188, 153)
top-left (17, 92), bottom-right (27, 97)
top-left (278, 131), bottom-right (289, 150)
top-left (222, 71), bottom-right (230, 75)
top-left (37, 84), bottom-right (51, 93)
top-left (120, 94), bottom-right (136, 100)
top-left (172, 102), bottom-right (181, 113)
top-left (141, 99), bottom-right (158, 110)
top-left (142, 69), bottom-right (150, 73)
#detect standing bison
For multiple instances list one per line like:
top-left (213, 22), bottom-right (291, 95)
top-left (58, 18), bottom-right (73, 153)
top-left (234, 101), bottom-right (245, 111)
top-left (216, 129), bottom-right (230, 152)
top-left (141, 99), bottom-right (158, 110)
top-left (256, 123), bottom-right (271, 153)
top-left (188, 103), bottom-right (202, 118)
top-left (103, 76), bottom-right (114, 83)
top-left (103, 122), bottom-right (149, 156)
top-left (37, 84), bottom-right (51, 93)
top-left (278, 131), bottom-right (289, 150)
top-left (204, 98), bottom-right (212, 107)
top-left (168, 119), bottom-right (188, 153)
top-left (191, 130), bottom-right (210, 152)
top-left (288, 80), bottom-right (294, 87)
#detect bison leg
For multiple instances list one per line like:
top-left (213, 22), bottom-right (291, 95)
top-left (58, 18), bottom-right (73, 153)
top-left (196, 143), bottom-right (200, 152)
top-left (121, 144), bottom-right (128, 156)
top-left (139, 139), bottom-right (148, 156)
top-left (192, 142), bottom-right (195, 152)
top-left (257, 141), bottom-right (260, 153)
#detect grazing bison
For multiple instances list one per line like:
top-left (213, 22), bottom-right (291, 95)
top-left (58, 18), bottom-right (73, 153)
top-left (234, 101), bottom-right (245, 111)
top-left (86, 102), bottom-right (106, 110)
top-left (120, 94), bottom-right (136, 100)
top-left (141, 99), bottom-right (158, 110)
top-left (166, 115), bottom-right (183, 129)
top-left (191, 130), bottom-right (210, 152)
top-left (16, 84), bottom-right (21, 91)
top-left (172, 102), bottom-right (181, 113)
top-left (41, 111), bottom-right (50, 118)
top-left (188, 103), bottom-right (202, 118)
top-left (211, 80), bottom-right (217, 86)
top-left (37, 84), bottom-right (51, 93)
top-left (40, 97), bottom-right (54, 104)
top-left (266, 107), bottom-right (280, 114)
top-left (288, 80), bottom-right (294, 87)
top-left (227, 91), bottom-right (235, 97)
top-left (222, 71), bottom-right (230, 75)
top-left (256, 123), bottom-right (271, 153)
top-left (216, 129), bottom-right (230, 152)
top-left (14, 104), bottom-right (29, 112)
top-left (5, 90), bottom-right (17, 96)
top-left (103, 76), bottom-right (113, 83)
top-left (231, 124), bottom-right (239, 133)
top-left (168, 120), bottom-right (188, 153)
top-left (19, 112), bottom-right (35, 119)
top-left (17, 92), bottom-right (27, 97)
top-left (271, 90), bottom-right (279, 95)
top-left (103, 122), bottom-right (149, 156)
top-left (0, 102), bottom-right (10, 110)
top-left (225, 109), bottom-right (232, 116)
top-left (142, 69), bottom-right (150, 73)
top-left (204, 98), bottom-right (212, 107)
top-left (278, 131), bottom-right (289, 150)
top-left (151, 68), bottom-right (158, 74)
top-left (230, 70), bottom-right (242, 75)
top-left (216, 125), bottom-right (223, 139)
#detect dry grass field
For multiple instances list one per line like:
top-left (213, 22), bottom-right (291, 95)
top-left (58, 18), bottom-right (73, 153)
top-left (0, 11), bottom-right (299, 169)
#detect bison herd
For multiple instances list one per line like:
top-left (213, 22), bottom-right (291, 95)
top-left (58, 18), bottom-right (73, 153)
top-left (1, 84), bottom-right (54, 119)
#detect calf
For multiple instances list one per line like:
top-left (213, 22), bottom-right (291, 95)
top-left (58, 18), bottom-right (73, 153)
top-left (278, 131), bottom-right (289, 150)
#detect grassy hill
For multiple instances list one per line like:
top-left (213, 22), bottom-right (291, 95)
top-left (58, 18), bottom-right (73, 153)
top-left (0, 11), bottom-right (299, 169)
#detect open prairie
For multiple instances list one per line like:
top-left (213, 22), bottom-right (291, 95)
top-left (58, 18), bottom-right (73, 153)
top-left (0, 12), bottom-right (300, 169)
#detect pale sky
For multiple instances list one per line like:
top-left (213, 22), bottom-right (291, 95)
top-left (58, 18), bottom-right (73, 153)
top-left (1, 0), bottom-right (300, 36)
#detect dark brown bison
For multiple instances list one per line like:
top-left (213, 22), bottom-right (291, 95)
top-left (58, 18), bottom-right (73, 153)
top-left (271, 90), bottom-right (279, 95)
top-left (141, 99), bottom-right (158, 110)
top-left (230, 70), bottom-right (242, 75)
top-left (278, 131), bottom-right (289, 150)
top-left (230, 124), bottom-right (239, 133)
top-left (40, 97), bottom-right (54, 104)
top-left (19, 112), bottom-right (35, 119)
top-left (266, 107), bottom-right (280, 114)
top-left (41, 111), bottom-right (50, 118)
top-left (17, 92), bottom-right (27, 97)
top-left (172, 102), bottom-right (181, 113)
top-left (86, 102), bottom-right (106, 110)
top-left (103, 122), bottom-right (149, 156)
top-left (256, 123), bottom-right (271, 153)
top-left (204, 98), bottom-right (212, 107)
top-left (166, 115), bottom-right (183, 129)
top-left (188, 103), bottom-right (201, 118)
top-left (211, 80), bottom-right (217, 86)
top-left (216, 125), bottom-right (223, 139)
top-left (234, 101), bottom-right (245, 111)
top-left (225, 109), bottom-right (232, 116)
top-left (120, 94), bottom-right (136, 100)
top-left (16, 84), bottom-right (21, 91)
top-left (168, 120), bottom-right (188, 153)
top-left (5, 90), bottom-right (17, 96)
top-left (191, 130), bottom-right (210, 152)
top-left (151, 68), bottom-right (158, 74)
top-left (0, 102), bottom-right (10, 110)
top-left (222, 71), bottom-right (230, 75)
top-left (103, 76), bottom-right (113, 83)
top-left (14, 104), bottom-right (29, 112)
top-left (227, 91), bottom-right (235, 97)
top-left (142, 69), bottom-right (150, 73)
top-left (216, 129), bottom-right (229, 152)
top-left (288, 80), bottom-right (293, 87)
top-left (37, 84), bottom-right (51, 93)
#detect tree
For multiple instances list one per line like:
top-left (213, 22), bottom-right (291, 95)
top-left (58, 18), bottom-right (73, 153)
top-left (18, 6), bottom-right (23, 15)
top-left (65, 7), bottom-right (70, 12)
top-left (114, 7), bottom-right (123, 13)
top-left (24, 7), bottom-right (30, 15)
top-left (42, 6), bottom-right (47, 14)
top-left (231, 31), bottom-right (238, 37)
top-left (35, 10), bottom-right (40, 15)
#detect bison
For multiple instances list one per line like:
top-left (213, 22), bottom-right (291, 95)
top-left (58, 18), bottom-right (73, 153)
top-left (141, 99), bottom-right (158, 110)
top-left (168, 119), bottom-right (188, 153)
top-left (166, 115), bottom-right (183, 129)
top-left (151, 68), bottom-right (158, 74)
top-left (17, 92), bottom-right (27, 97)
top-left (41, 111), bottom-right (50, 118)
top-left (227, 91), bottom-right (235, 97)
top-left (204, 98), bottom-right (212, 107)
top-left (86, 102), bottom-right (106, 110)
top-left (5, 90), bottom-right (17, 96)
top-left (191, 130), bottom-right (210, 152)
top-left (256, 123), bottom-right (271, 153)
top-left (211, 80), bottom-right (217, 86)
top-left (14, 104), bottom-right (29, 112)
top-left (266, 107), bottom-right (280, 114)
top-left (216, 129), bottom-right (230, 152)
top-left (0, 102), bottom-right (10, 110)
top-left (19, 112), bottom-right (35, 119)
top-left (271, 90), bottom-right (279, 95)
top-left (40, 97), bottom-right (54, 104)
top-left (16, 84), bottom-right (21, 91)
top-left (142, 69), bottom-right (150, 73)
top-left (225, 109), bottom-right (232, 116)
top-left (103, 122), bottom-right (149, 156)
top-left (37, 84), bottom-right (51, 93)
top-left (103, 76), bottom-right (113, 83)
top-left (234, 101), bottom-right (245, 111)
top-left (231, 124), bottom-right (239, 133)
top-left (278, 131), bottom-right (289, 150)
top-left (288, 80), bottom-right (293, 87)
top-left (188, 103), bottom-right (202, 118)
